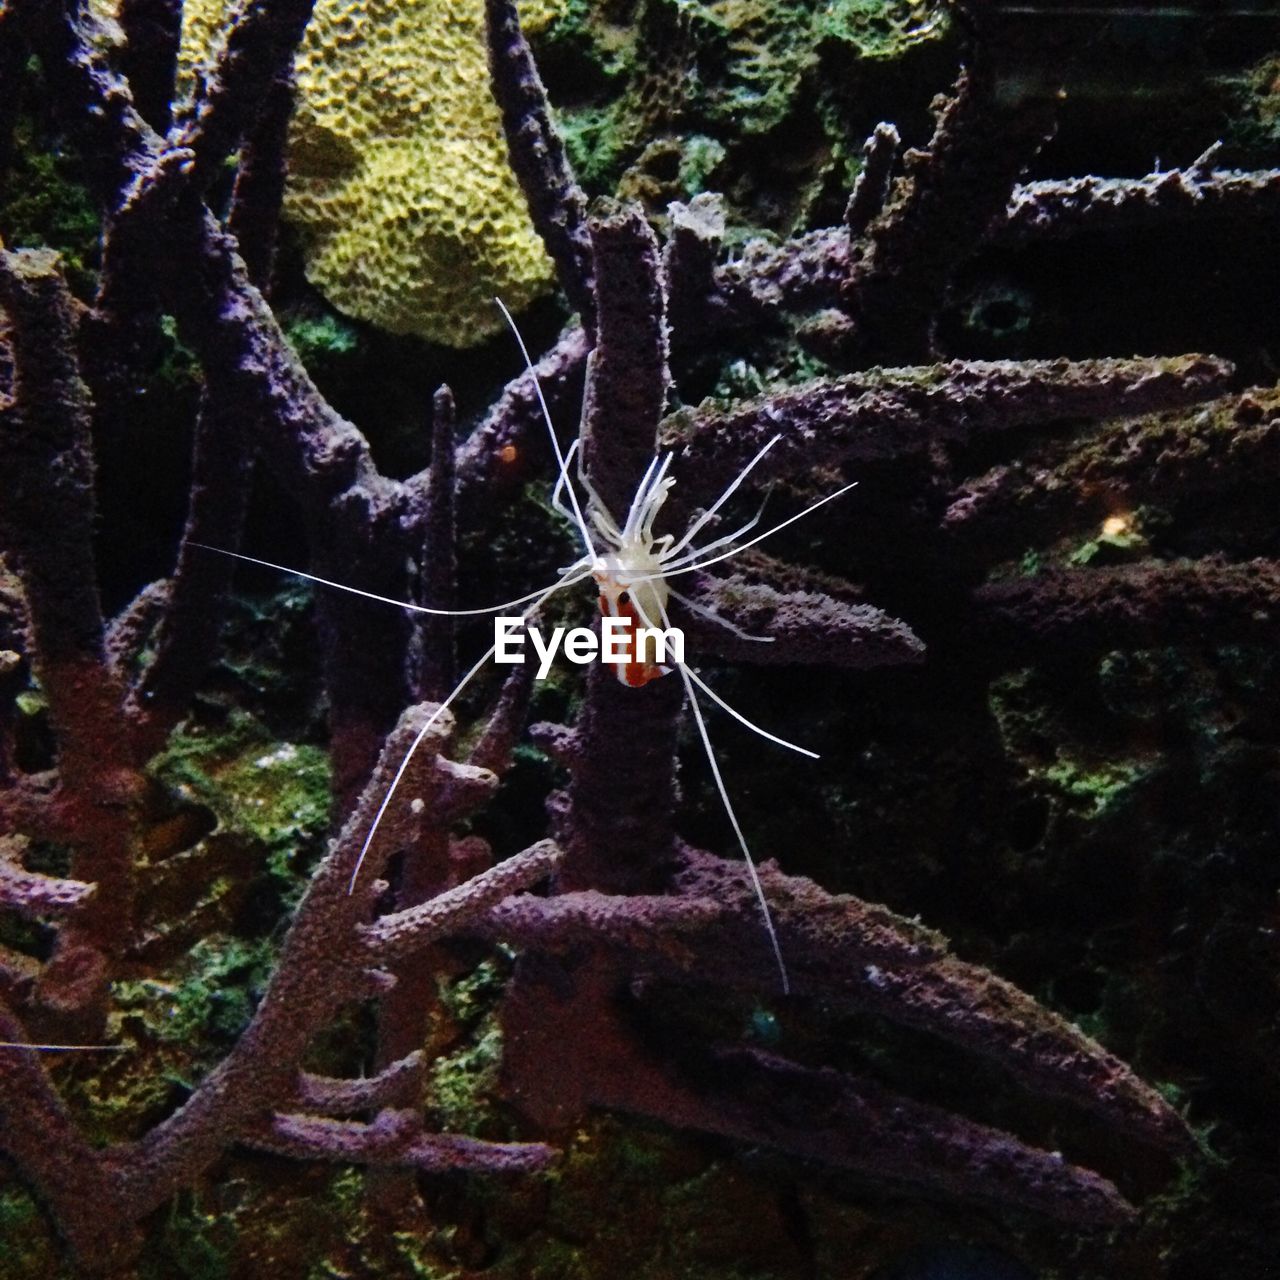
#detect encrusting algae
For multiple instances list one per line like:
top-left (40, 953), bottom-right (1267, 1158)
top-left (179, 0), bottom-right (563, 345)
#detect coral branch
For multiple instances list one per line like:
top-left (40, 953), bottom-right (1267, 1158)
top-left (0, 998), bottom-right (138, 1269)
top-left (0, 247), bottom-right (139, 963)
top-left (581, 201), bottom-right (671, 521)
top-left (943, 389), bottom-right (1280, 546)
top-left (246, 1107), bottom-right (555, 1173)
top-left (845, 121), bottom-right (901, 240)
top-left (842, 67), bottom-right (1057, 360)
top-left (295, 1052), bottom-right (428, 1116)
top-left (0, 837), bottom-right (95, 917)
top-left (124, 380), bottom-right (252, 752)
top-left (659, 1048), bottom-right (1138, 1226)
top-left (484, 0), bottom-right (596, 332)
top-left (663, 354), bottom-right (1234, 503)
top-left (973, 559), bottom-right (1280, 655)
top-left (677, 573), bottom-right (926, 669)
top-left (500, 958), bottom-right (1135, 1226)
top-left (664, 193), bottom-right (727, 348)
top-left (117, 0), bottom-right (182, 131)
top-left (0, 248), bottom-right (111, 741)
top-left (225, 65), bottom-right (294, 291)
top-left (109, 705), bottom-right (483, 1215)
top-left (361, 840), bottom-right (562, 965)
top-left (467, 654), bottom-right (535, 776)
top-left (1001, 164), bottom-right (1280, 244)
top-left (171, 0), bottom-right (315, 190)
top-left (413, 385), bottom-right (459, 702)
top-left (492, 842), bottom-right (1191, 1157)
top-left (456, 324), bottom-right (589, 498)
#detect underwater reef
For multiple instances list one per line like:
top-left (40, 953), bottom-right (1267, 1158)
top-left (0, 0), bottom-right (1278, 1276)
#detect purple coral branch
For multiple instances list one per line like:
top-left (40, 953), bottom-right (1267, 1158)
top-left (842, 66), bottom-right (1057, 360)
top-left (412, 385), bottom-right (459, 703)
top-left (225, 63), bottom-right (295, 292)
top-left (361, 840), bottom-right (562, 965)
top-left (677, 573), bottom-right (926, 670)
top-left (492, 841), bottom-right (1191, 1157)
top-left (456, 323), bottom-right (590, 499)
top-left (555, 205), bottom-right (687, 895)
top-left (170, 0), bottom-right (315, 190)
top-left (0, 838), bottom-right (95, 917)
top-left (663, 354), bottom-right (1234, 505)
top-left (580, 201), bottom-right (671, 520)
top-left (845, 121), bottom-right (902, 240)
top-left (0, 248), bottom-right (112, 730)
top-left (105, 706), bottom-right (549, 1220)
top-left (974, 558), bottom-right (1280, 655)
top-left (664, 194), bottom-right (728, 348)
top-left (116, 0), bottom-right (182, 131)
top-left (676, 1049), bottom-right (1137, 1227)
top-left (1001, 160), bottom-right (1280, 244)
top-left (295, 1052), bottom-right (428, 1116)
top-left (124, 380), bottom-right (253, 753)
top-left (499, 950), bottom-right (1137, 1226)
top-left (484, 0), bottom-right (596, 333)
top-left (467, 651), bottom-right (536, 776)
top-left (0, 247), bottom-right (140, 968)
top-left (711, 160), bottom-right (1280, 333)
top-left (0, 998), bottom-right (138, 1269)
top-left (246, 1108), bottom-right (555, 1174)
top-left (943, 388), bottom-right (1280, 546)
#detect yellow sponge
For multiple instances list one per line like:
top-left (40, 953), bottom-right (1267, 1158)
top-left (179, 0), bottom-right (559, 346)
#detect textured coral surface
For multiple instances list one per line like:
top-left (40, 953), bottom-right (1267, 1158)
top-left (182, 0), bottom-right (556, 344)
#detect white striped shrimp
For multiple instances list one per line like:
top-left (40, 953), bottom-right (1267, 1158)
top-left (203, 301), bottom-right (857, 993)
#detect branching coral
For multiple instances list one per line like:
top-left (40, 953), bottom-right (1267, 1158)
top-left (0, 0), bottom-right (1276, 1274)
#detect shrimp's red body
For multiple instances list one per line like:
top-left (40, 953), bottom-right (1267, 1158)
top-left (597, 593), bottom-right (669, 687)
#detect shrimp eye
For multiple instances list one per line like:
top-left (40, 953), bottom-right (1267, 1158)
top-left (618, 591), bottom-right (630, 605)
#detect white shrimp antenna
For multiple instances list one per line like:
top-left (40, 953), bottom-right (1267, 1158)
top-left (639, 597), bottom-right (792, 994)
top-left (659, 479), bottom-right (860, 579)
top-left (189, 544), bottom-right (592, 618)
top-left (493, 298), bottom-right (598, 561)
top-left (0, 1042), bottom-right (123, 1052)
top-left (346, 569), bottom-right (583, 893)
top-left (674, 660), bottom-right (791, 995)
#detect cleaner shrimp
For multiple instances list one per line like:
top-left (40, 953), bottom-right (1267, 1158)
top-left (201, 302), bottom-right (857, 993)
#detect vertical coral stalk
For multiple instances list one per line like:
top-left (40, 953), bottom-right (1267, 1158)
top-left (485, 0), bottom-right (597, 334)
top-left (0, 248), bottom-right (139, 978)
top-left (0, 999), bottom-right (137, 1270)
top-left (564, 204), bottom-right (682, 894)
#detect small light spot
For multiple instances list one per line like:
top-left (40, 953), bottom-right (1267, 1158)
top-left (498, 443), bottom-right (518, 465)
top-left (410, 797), bottom-right (425, 815)
top-left (1101, 515), bottom-right (1130, 537)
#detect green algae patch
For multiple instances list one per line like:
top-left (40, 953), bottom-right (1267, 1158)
top-left (430, 1020), bottom-right (506, 1135)
top-left (133, 1165), bottom-right (465, 1280)
top-left (149, 709), bottom-right (331, 910)
top-left (816, 0), bottom-right (948, 61)
top-left (1041, 756), bottom-right (1145, 816)
top-left (477, 1116), bottom-right (797, 1280)
top-left (0, 1186), bottom-right (70, 1280)
top-left (427, 959), bottom-right (521, 1140)
top-left (0, 105), bottom-right (100, 296)
top-left (121, 936), bottom-right (276, 1050)
top-left (153, 713), bottom-right (329, 853)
